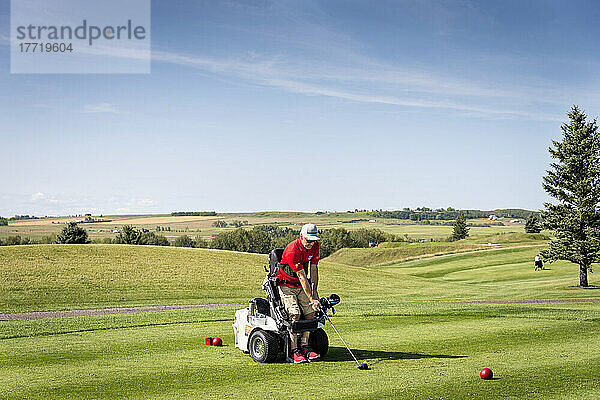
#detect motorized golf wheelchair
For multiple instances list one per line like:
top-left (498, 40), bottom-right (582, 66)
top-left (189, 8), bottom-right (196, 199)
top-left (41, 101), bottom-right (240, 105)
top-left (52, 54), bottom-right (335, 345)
top-left (233, 248), bottom-right (340, 363)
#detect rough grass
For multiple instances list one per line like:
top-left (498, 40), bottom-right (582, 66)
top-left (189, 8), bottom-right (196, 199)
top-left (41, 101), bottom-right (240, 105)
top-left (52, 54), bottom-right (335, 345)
top-left (327, 242), bottom-right (486, 267)
top-left (1, 244), bottom-right (600, 399)
top-left (326, 232), bottom-right (547, 267)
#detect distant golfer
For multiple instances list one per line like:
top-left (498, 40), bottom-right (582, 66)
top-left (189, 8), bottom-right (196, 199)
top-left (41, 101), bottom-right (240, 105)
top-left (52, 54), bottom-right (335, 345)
top-left (277, 223), bottom-right (322, 363)
top-left (534, 255), bottom-right (543, 271)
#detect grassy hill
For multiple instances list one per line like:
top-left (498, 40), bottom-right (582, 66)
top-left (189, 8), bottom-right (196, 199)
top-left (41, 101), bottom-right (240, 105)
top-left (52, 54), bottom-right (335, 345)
top-left (0, 244), bottom-right (411, 313)
top-left (326, 232), bottom-right (548, 267)
top-left (0, 239), bottom-right (590, 314)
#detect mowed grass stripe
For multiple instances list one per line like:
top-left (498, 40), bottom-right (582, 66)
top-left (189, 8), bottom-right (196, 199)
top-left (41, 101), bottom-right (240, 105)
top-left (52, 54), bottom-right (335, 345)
top-left (2, 306), bottom-right (600, 399)
top-left (401, 247), bottom-right (539, 278)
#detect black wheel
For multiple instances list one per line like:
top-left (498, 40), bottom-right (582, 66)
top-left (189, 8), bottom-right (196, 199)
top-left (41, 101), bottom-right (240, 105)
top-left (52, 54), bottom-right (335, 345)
top-left (249, 330), bottom-right (279, 363)
top-left (309, 328), bottom-right (329, 357)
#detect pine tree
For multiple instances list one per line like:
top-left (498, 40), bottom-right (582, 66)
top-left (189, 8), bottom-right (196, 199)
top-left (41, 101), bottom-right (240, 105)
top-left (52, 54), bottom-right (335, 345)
top-left (452, 214), bottom-right (469, 240)
top-left (541, 106), bottom-right (600, 287)
top-left (524, 213), bottom-right (542, 233)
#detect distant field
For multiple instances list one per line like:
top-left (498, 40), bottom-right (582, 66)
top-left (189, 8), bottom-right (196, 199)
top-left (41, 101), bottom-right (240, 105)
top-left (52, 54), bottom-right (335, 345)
top-left (0, 211), bottom-right (530, 242)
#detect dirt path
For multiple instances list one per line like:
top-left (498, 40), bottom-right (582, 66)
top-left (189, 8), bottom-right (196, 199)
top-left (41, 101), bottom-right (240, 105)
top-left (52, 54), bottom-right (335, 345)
top-left (0, 303), bottom-right (245, 321)
top-left (438, 298), bottom-right (600, 305)
top-left (3, 298), bottom-right (600, 321)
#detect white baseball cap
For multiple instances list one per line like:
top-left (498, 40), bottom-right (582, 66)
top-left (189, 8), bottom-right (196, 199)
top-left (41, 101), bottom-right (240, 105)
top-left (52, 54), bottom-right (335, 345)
top-left (300, 223), bottom-right (320, 241)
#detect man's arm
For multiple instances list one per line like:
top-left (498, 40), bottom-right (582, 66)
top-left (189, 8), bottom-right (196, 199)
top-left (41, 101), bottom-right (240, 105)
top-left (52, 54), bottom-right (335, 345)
top-left (310, 262), bottom-right (318, 299)
top-left (297, 269), bottom-right (321, 310)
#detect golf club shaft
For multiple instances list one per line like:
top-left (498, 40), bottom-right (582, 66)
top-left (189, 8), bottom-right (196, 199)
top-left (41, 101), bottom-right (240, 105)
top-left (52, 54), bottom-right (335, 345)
top-left (324, 312), bottom-right (361, 365)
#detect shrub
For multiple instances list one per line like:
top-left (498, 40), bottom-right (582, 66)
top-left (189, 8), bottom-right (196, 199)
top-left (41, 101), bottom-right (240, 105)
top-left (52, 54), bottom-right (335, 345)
top-left (210, 228), bottom-right (271, 253)
top-left (195, 237), bottom-right (210, 248)
top-left (271, 232), bottom-right (298, 249)
top-left (140, 232), bottom-right (170, 246)
top-left (40, 235), bottom-right (57, 244)
top-left (319, 228), bottom-right (354, 258)
top-left (56, 223), bottom-right (90, 244)
top-left (6, 235), bottom-right (22, 245)
top-left (114, 225), bottom-right (142, 244)
top-left (349, 228), bottom-right (390, 247)
top-left (174, 235), bottom-right (195, 247)
top-left (0, 217), bottom-right (7, 226)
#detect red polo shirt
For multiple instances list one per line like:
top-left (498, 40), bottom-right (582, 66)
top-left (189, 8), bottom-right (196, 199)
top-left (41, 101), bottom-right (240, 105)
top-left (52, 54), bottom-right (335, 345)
top-left (277, 238), bottom-right (319, 288)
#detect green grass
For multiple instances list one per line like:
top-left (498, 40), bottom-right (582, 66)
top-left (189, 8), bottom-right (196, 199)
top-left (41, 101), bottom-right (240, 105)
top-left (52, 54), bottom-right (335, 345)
top-left (2, 244), bottom-right (600, 399)
top-left (326, 232), bottom-right (548, 267)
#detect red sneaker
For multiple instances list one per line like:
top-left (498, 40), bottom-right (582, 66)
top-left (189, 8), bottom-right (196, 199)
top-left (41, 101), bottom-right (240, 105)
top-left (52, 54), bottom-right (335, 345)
top-left (302, 346), bottom-right (320, 361)
top-left (292, 348), bottom-right (308, 364)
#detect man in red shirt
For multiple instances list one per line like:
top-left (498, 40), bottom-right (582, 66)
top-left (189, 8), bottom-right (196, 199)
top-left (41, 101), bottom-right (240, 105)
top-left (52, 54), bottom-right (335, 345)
top-left (277, 223), bottom-right (322, 363)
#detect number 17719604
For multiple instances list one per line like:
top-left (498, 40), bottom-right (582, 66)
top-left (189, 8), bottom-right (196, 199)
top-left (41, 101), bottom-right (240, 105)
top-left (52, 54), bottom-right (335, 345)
top-left (19, 42), bottom-right (73, 52)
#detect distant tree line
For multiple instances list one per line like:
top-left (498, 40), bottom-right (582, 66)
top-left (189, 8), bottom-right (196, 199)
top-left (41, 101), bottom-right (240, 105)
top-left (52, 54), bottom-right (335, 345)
top-left (211, 220), bottom-right (249, 228)
top-left (5, 223), bottom-right (399, 258)
top-left (0, 221), bottom-right (460, 258)
top-left (0, 235), bottom-right (48, 245)
top-left (370, 208), bottom-right (539, 221)
top-left (171, 211), bottom-right (217, 216)
top-left (9, 215), bottom-right (41, 220)
top-left (412, 219), bottom-right (504, 227)
top-left (203, 226), bottom-right (402, 257)
top-left (113, 225), bottom-right (170, 246)
top-left (0, 218), bottom-right (7, 226)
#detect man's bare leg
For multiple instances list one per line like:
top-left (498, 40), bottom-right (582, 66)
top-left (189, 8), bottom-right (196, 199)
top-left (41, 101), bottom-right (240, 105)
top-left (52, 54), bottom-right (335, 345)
top-left (290, 314), bottom-right (300, 349)
top-left (300, 312), bottom-right (315, 346)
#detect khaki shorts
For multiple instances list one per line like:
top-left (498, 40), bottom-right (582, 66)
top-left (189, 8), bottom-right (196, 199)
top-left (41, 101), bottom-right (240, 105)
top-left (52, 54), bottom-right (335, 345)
top-left (278, 286), bottom-right (315, 317)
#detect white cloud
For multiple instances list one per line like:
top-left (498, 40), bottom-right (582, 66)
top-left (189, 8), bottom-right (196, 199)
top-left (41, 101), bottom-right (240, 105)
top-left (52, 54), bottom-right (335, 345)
top-left (114, 198), bottom-right (157, 213)
top-left (56, 18), bottom-right (567, 123)
top-left (30, 192), bottom-right (59, 204)
top-left (53, 39), bottom-right (564, 121)
top-left (131, 198), bottom-right (156, 207)
top-left (82, 103), bottom-right (128, 114)
top-left (0, 193), bottom-right (160, 217)
top-left (147, 50), bottom-right (561, 121)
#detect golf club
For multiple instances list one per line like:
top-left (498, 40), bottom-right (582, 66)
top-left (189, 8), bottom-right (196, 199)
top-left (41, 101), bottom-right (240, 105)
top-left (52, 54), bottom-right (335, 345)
top-left (323, 311), bottom-right (369, 370)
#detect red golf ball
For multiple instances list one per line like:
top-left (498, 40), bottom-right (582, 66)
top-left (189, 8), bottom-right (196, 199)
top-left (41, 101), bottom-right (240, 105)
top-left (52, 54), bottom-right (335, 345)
top-left (212, 337), bottom-right (223, 346)
top-left (480, 368), bottom-right (493, 380)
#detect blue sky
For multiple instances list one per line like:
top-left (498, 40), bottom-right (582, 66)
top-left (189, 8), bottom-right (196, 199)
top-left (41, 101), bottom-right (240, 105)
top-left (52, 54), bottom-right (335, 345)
top-left (2, 0), bottom-right (600, 216)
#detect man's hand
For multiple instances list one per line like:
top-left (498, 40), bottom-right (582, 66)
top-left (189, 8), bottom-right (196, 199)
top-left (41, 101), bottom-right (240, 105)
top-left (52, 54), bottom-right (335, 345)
top-left (297, 269), bottom-right (321, 311)
top-left (310, 297), bottom-right (322, 310)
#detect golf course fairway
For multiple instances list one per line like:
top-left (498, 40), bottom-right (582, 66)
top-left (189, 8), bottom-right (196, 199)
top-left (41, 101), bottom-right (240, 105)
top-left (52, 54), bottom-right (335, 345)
top-left (1, 244), bottom-right (599, 399)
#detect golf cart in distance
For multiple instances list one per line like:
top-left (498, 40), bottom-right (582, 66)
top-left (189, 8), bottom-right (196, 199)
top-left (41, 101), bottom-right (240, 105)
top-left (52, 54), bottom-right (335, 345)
top-left (233, 248), bottom-right (340, 363)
